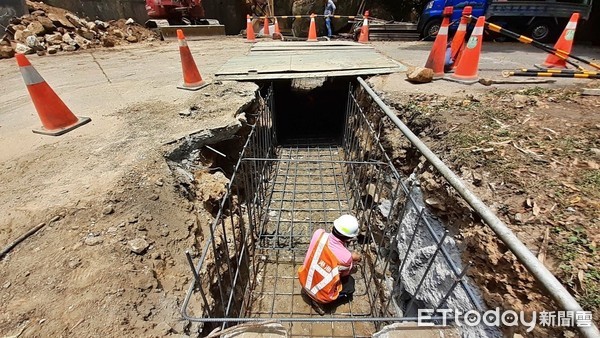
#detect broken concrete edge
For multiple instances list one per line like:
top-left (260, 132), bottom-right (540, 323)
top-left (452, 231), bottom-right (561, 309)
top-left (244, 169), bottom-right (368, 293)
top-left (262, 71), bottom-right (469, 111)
top-left (162, 117), bottom-right (245, 161)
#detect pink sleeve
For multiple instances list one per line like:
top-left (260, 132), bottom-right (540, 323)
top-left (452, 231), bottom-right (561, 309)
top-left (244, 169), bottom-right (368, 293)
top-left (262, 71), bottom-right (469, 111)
top-left (303, 229), bottom-right (325, 266)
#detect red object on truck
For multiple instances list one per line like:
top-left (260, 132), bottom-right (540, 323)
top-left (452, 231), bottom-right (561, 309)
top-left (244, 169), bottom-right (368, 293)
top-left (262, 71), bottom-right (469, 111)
top-left (145, 0), bottom-right (205, 22)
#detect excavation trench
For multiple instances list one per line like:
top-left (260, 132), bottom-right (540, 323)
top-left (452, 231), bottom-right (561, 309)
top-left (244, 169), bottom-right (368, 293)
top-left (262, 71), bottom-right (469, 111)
top-left (170, 77), bottom-right (494, 337)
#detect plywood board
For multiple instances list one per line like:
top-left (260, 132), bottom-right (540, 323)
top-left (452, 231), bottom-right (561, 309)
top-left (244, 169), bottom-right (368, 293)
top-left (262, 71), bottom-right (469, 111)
top-left (216, 41), bottom-right (405, 80)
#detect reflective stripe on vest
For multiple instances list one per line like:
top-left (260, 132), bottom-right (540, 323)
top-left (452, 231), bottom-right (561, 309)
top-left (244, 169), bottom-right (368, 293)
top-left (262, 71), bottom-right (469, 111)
top-left (20, 66), bottom-right (45, 86)
top-left (304, 233), bottom-right (340, 297)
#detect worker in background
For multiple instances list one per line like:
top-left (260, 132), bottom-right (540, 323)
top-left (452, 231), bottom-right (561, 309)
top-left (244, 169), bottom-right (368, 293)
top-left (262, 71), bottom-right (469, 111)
top-left (250, 0), bottom-right (271, 34)
top-left (298, 214), bottom-right (362, 314)
top-left (324, 0), bottom-right (337, 37)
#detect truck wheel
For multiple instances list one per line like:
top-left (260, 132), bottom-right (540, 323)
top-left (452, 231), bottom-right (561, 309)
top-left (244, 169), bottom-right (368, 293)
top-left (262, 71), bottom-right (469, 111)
top-left (423, 19), bottom-right (442, 41)
top-left (527, 20), bottom-right (555, 42)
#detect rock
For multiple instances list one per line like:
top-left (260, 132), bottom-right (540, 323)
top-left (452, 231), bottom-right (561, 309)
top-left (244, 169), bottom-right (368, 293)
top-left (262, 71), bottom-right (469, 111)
top-left (62, 33), bottom-right (74, 44)
top-left (95, 20), bottom-right (109, 30)
top-left (65, 13), bottom-right (84, 28)
top-left (155, 178), bottom-right (164, 186)
top-left (591, 148), bottom-right (600, 157)
top-left (472, 171), bottom-right (483, 187)
top-left (149, 194), bottom-right (159, 201)
top-left (378, 199), bottom-right (392, 218)
top-left (101, 37), bottom-right (116, 47)
top-left (79, 29), bottom-right (96, 41)
top-left (425, 198), bottom-right (447, 211)
top-left (2, 281), bottom-right (10, 289)
top-left (62, 45), bottom-right (76, 52)
top-left (36, 16), bottom-right (56, 31)
top-left (85, 22), bottom-right (97, 31)
top-left (25, 35), bottom-right (42, 49)
top-left (513, 94), bottom-right (528, 103)
top-left (14, 29), bottom-right (35, 42)
top-left (45, 33), bottom-right (62, 44)
top-left (84, 235), bottom-right (103, 246)
top-left (31, 10), bottom-right (46, 16)
top-left (128, 238), bottom-right (150, 254)
top-left (74, 35), bottom-right (91, 49)
top-left (514, 213), bottom-right (523, 223)
top-left (106, 227), bottom-right (118, 234)
top-left (406, 66), bottom-right (434, 84)
top-left (68, 258), bottom-right (81, 268)
top-left (125, 18), bottom-right (135, 25)
top-left (36, 50), bottom-right (46, 56)
top-left (27, 21), bottom-right (46, 35)
top-left (195, 171), bottom-right (230, 203)
top-left (102, 205), bottom-right (115, 215)
top-left (126, 35), bottom-right (138, 43)
top-left (0, 45), bottom-right (15, 59)
top-left (47, 46), bottom-right (59, 54)
top-left (112, 29), bottom-right (125, 39)
top-left (15, 43), bottom-right (33, 54)
top-left (154, 322), bottom-right (171, 335)
top-left (48, 13), bottom-right (75, 28)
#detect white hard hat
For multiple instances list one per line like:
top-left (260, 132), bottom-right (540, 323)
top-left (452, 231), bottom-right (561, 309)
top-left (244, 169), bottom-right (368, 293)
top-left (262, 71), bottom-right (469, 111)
top-left (333, 214), bottom-right (360, 238)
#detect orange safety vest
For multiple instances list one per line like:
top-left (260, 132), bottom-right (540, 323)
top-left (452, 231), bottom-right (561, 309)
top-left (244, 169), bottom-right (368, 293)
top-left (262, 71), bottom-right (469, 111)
top-left (298, 232), bottom-right (342, 304)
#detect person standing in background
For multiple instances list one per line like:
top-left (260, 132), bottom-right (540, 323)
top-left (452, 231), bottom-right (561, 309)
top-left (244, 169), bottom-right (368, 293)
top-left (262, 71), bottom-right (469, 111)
top-left (324, 0), bottom-right (336, 37)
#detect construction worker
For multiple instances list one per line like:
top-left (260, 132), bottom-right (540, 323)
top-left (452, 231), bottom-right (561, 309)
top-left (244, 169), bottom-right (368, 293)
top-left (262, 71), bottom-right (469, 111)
top-left (324, 0), bottom-right (336, 37)
top-left (298, 214), bottom-right (362, 314)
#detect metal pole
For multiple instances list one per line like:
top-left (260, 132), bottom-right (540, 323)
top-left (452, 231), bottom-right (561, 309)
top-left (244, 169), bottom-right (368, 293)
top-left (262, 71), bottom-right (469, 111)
top-left (357, 76), bottom-right (600, 338)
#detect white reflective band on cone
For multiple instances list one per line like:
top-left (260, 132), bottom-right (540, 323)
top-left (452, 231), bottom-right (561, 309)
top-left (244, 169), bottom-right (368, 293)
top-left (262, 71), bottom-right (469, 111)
top-left (438, 26), bottom-right (449, 35)
top-left (566, 21), bottom-right (577, 29)
top-left (19, 66), bottom-right (45, 86)
top-left (363, 18), bottom-right (368, 25)
top-left (178, 39), bottom-right (187, 47)
top-left (472, 26), bottom-right (484, 36)
top-left (458, 23), bottom-right (466, 31)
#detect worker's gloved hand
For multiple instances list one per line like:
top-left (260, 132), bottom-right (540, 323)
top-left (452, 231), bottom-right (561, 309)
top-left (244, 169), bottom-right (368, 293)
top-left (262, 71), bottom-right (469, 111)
top-left (351, 251), bottom-right (362, 262)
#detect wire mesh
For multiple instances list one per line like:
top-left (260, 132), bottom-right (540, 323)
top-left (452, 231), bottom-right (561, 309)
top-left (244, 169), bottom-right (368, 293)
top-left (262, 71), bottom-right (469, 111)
top-left (180, 82), bottom-right (480, 336)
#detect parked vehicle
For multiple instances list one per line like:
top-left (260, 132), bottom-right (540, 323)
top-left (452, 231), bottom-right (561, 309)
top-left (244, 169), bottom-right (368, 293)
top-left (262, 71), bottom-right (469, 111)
top-left (417, 0), bottom-right (593, 42)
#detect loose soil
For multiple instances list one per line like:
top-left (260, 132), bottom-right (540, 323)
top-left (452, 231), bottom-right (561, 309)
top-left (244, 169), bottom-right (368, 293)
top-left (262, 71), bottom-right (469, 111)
top-left (372, 76), bottom-right (600, 336)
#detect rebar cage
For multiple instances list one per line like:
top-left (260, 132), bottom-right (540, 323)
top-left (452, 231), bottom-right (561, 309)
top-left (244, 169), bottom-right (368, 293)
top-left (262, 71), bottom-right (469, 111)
top-left (181, 81), bottom-right (480, 336)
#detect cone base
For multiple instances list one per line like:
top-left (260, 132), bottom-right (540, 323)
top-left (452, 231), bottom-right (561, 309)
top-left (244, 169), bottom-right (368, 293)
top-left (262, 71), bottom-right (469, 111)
top-left (177, 81), bottom-right (210, 91)
top-left (444, 76), bottom-right (479, 85)
top-left (307, 38), bottom-right (318, 42)
top-left (535, 63), bottom-right (567, 70)
top-left (33, 116), bottom-right (91, 136)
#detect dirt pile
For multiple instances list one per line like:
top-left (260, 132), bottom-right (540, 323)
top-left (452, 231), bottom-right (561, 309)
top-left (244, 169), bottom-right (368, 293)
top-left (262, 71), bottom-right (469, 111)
top-left (372, 82), bottom-right (600, 336)
top-left (0, 0), bottom-right (157, 59)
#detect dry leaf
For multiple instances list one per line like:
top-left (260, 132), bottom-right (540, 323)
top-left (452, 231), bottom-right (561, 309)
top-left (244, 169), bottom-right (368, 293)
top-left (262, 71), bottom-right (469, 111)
top-left (562, 182), bottom-right (581, 192)
top-left (533, 203), bottom-right (541, 216)
top-left (587, 161), bottom-right (600, 169)
top-left (577, 270), bottom-right (586, 292)
top-left (526, 198), bottom-right (533, 208)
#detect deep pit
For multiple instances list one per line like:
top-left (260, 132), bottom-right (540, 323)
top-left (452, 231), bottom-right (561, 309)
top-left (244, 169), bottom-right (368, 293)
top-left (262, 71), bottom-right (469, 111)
top-left (168, 78), bottom-right (487, 337)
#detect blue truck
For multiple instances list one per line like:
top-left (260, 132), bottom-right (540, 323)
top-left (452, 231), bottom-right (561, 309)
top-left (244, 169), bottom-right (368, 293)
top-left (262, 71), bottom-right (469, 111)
top-left (417, 0), bottom-right (593, 42)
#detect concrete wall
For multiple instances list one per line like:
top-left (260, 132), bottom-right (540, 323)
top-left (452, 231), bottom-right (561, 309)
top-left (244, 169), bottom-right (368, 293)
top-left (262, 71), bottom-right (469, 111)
top-left (0, 0), bottom-right (28, 28)
top-left (41, 0), bottom-right (148, 23)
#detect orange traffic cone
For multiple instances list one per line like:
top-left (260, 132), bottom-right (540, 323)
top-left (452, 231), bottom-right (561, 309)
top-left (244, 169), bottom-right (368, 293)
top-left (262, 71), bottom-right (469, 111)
top-left (450, 6), bottom-right (472, 67)
top-left (263, 16), bottom-right (270, 36)
top-left (424, 6), bottom-right (453, 78)
top-left (16, 53), bottom-right (91, 136)
top-left (273, 17), bottom-right (283, 40)
top-left (307, 13), bottom-right (318, 42)
top-left (541, 13), bottom-right (579, 69)
top-left (246, 14), bottom-right (256, 43)
top-left (274, 17), bottom-right (281, 35)
top-left (358, 11), bottom-right (370, 43)
top-left (177, 29), bottom-right (208, 91)
top-left (450, 15), bottom-right (485, 84)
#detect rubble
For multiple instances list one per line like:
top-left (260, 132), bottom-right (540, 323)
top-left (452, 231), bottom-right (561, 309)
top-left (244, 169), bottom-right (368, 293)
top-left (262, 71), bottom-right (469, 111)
top-left (0, 0), bottom-right (158, 59)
